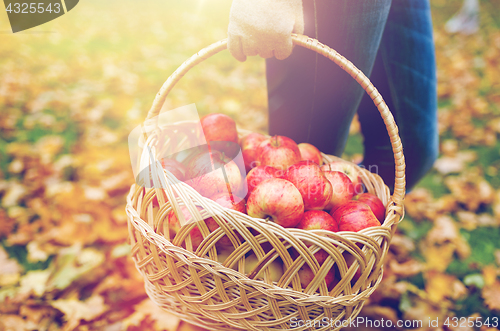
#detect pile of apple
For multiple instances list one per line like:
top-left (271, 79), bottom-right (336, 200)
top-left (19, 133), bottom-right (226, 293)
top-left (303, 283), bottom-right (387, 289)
top-left (158, 113), bottom-right (386, 289)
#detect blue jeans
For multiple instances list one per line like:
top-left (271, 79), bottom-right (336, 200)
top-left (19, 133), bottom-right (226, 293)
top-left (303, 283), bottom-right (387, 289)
top-left (266, 0), bottom-right (438, 192)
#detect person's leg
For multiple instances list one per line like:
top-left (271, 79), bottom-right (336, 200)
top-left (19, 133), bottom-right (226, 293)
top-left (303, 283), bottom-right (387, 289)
top-left (357, 0), bottom-right (438, 191)
top-left (266, 0), bottom-right (392, 156)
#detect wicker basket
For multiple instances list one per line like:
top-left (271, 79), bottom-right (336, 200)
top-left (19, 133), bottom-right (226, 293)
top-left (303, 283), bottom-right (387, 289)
top-left (126, 34), bottom-right (406, 331)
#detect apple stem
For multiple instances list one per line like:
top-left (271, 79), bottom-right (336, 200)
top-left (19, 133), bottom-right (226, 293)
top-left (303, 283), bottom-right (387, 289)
top-left (221, 167), bottom-right (234, 198)
top-left (270, 135), bottom-right (280, 147)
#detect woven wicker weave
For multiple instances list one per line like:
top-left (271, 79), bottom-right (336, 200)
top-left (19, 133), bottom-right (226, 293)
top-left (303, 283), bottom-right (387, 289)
top-left (126, 34), bottom-right (406, 331)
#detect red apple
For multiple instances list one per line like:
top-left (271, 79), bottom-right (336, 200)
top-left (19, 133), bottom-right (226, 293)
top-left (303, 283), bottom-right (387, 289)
top-left (168, 205), bottom-right (215, 251)
top-left (151, 189), bottom-right (168, 208)
top-left (352, 193), bottom-right (386, 223)
top-left (216, 248), bottom-right (234, 265)
top-left (257, 135), bottom-right (301, 172)
top-left (247, 178), bottom-right (304, 228)
top-left (185, 150), bottom-right (242, 198)
top-left (248, 229), bottom-right (275, 253)
top-left (245, 165), bottom-right (284, 198)
top-left (148, 158), bottom-right (186, 205)
top-left (239, 254), bottom-right (283, 282)
top-left (200, 113), bottom-right (238, 145)
top-left (330, 201), bottom-right (381, 232)
top-left (169, 194), bottom-right (245, 250)
top-left (296, 210), bottom-right (338, 232)
top-left (160, 158), bottom-right (187, 181)
top-left (297, 264), bottom-right (337, 291)
top-left (210, 192), bottom-right (246, 213)
top-left (240, 132), bottom-right (267, 171)
top-left (298, 143), bottom-right (323, 165)
top-left (208, 192), bottom-right (246, 247)
top-left (289, 248), bottom-right (336, 290)
top-left (285, 161), bottom-right (333, 210)
top-left (321, 161), bottom-right (364, 195)
top-left (343, 251), bottom-right (362, 284)
top-left (323, 171), bottom-right (355, 212)
top-left (296, 210), bottom-right (338, 265)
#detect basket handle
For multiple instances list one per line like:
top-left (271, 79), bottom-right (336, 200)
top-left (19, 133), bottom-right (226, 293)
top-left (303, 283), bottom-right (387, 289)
top-left (144, 34), bottom-right (406, 215)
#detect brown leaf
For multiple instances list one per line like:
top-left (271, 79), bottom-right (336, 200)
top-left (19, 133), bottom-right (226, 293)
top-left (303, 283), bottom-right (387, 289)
top-left (403, 297), bottom-right (446, 331)
top-left (456, 211), bottom-right (479, 231)
top-left (1, 182), bottom-right (27, 208)
top-left (0, 315), bottom-right (29, 331)
top-left (482, 280), bottom-right (500, 311)
top-left (422, 243), bottom-right (455, 272)
top-left (389, 234), bottom-right (416, 257)
top-left (177, 321), bottom-right (209, 331)
top-left (7, 158), bottom-right (24, 174)
top-left (495, 250), bottom-right (500, 266)
top-left (47, 246), bottom-right (105, 291)
top-left (440, 139), bottom-right (459, 156)
top-left (122, 299), bottom-right (180, 331)
top-left (494, 190), bottom-right (500, 221)
top-left (389, 259), bottom-right (423, 278)
top-left (19, 270), bottom-right (50, 297)
top-left (445, 172), bottom-right (495, 212)
top-left (405, 188), bottom-right (435, 221)
top-left (0, 209), bottom-right (15, 242)
top-left (434, 151), bottom-right (476, 175)
top-left (51, 295), bottom-right (108, 331)
top-left (19, 305), bottom-right (55, 327)
top-left (426, 216), bottom-right (459, 245)
top-left (482, 265), bottom-right (499, 287)
top-left (0, 246), bottom-right (22, 287)
top-left (425, 271), bottom-right (460, 303)
top-left (455, 235), bottom-right (472, 260)
top-left (433, 195), bottom-right (458, 215)
top-left (35, 135), bottom-right (64, 164)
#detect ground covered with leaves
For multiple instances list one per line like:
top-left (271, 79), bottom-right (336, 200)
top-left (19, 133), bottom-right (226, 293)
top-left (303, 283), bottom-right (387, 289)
top-left (1, 0), bottom-right (500, 330)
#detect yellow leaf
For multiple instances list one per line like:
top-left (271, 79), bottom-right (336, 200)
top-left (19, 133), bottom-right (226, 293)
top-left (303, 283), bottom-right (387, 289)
top-left (433, 151), bottom-right (476, 175)
top-left (48, 246), bottom-right (105, 290)
top-left (27, 241), bottom-right (51, 263)
top-left (422, 243), bottom-right (455, 272)
top-left (123, 299), bottom-right (180, 331)
top-left (19, 270), bottom-right (50, 297)
top-left (482, 265), bottom-right (498, 287)
top-left (494, 190), bottom-right (500, 221)
top-left (0, 315), bottom-right (29, 331)
top-left (0, 246), bottom-right (22, 287)
top-left (403, 297), bottom-right (446, 330)
top-left (51, 295), bottom-right (108, 331)
top-left (1, 181), bottom-right (27, 208)
top-left (426, 216), bottom-right (459, 244)
top-left (83, 185), bottom-right (108, 201)
top-left (35, 135), bottom-right (64, 164)
top-left (425, 271), bottom-right (457, 303)
top-left (404, 188), bottom-right (435, 221)
top-left (482, 280), bottom-right (500, 311)
top-left (177, 322), bottom-right (209, 331)
top-left (389, 259), bottom-right (423, 278)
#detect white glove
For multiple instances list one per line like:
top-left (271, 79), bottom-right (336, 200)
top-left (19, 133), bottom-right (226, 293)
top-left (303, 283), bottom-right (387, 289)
top-left (228, 0), bottom-right (304, 62)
